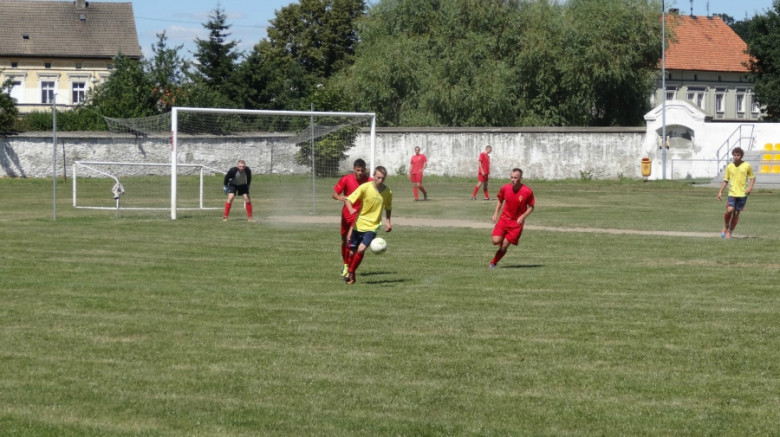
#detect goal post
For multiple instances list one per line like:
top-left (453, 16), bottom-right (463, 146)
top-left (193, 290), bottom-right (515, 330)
top-left (96, 107), bottom-right (377, 219)
top-left (169, 107), bottom-right (377, 220)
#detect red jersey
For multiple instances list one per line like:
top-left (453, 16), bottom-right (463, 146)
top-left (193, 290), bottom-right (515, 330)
top-left (334, 174), bottom-right (371, 217)
top-left (478, 152), bottom-right (490, 175)
top-left (497, 183), bottom-right (535, 221)
top-left (409, 154), bottom-right (427, 175)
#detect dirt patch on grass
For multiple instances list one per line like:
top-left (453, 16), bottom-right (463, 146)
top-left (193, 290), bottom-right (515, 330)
top-left (268, 216), bottom-right (735, 238)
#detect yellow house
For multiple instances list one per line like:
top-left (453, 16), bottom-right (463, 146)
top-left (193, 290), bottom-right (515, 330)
top-left (0, 0), bottom-right (142, 113)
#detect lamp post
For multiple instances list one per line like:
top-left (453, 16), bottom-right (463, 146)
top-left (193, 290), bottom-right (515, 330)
top-left (52, 93), bottom-right (58, 220)
top-left (661, 0), bottom-right (667, 179)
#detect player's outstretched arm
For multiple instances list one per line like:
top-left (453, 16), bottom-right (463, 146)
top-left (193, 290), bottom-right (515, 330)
top-left (717, 180), bottom-right (728, 200)
top-left (518, 205), bottom-right (534, 225)
top-left (491, 200), bottom-right (502, 222)
top-left (385, 209), bottom-right (392, 232)
top-left (345, 199), bottom-right (357, 215)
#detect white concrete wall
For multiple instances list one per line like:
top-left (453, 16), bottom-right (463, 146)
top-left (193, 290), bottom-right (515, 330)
top-left (643, 101), bottom-right (780, 179)
top-left (14, 125), bottom-right (773, 180)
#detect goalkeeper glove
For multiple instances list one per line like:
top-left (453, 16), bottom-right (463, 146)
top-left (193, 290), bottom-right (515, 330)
top-left (223, 185), bottom-right (229, 195)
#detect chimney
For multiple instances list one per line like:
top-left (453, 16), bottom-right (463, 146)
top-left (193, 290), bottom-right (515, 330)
top-left (669, 8), bottom-right (680, 16)
top-left (76, 0), bottom-right (87, 9)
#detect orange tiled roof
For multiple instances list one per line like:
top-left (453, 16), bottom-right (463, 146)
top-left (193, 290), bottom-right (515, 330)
top-left (664, 15), bottom-right (749, 73)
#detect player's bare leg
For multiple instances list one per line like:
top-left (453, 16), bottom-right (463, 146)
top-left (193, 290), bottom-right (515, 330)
top-left (490, 236), bottom-right (511, 268)
top-left (722, 205), bottom-right (737, 238)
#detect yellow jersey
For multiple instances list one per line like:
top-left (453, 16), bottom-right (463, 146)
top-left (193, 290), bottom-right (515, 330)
top-left (347, 182), bottom-right (393, 232)
top-left (724, 162), bottom-right (755, 197)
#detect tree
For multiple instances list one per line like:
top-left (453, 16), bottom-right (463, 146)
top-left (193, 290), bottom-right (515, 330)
top-left (338, 0), bottom-right (662, 127)
top-left (87, 53), bottom-right (157, 118)
top-left (190, 3), bottom-right (241, 100)
top-left (718, 13), bottom-right (754, 42)
top-left (147, 32), bottom-right (190, 112)
top-left (747, 1), bottom-right (780, 121)
top-left (0, 77), bottom-right (19, 132)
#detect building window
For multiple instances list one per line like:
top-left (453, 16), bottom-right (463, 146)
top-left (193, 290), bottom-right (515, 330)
top-left (7, 81), bottom-right (23, 104)
top-left (41, 81), bottom-right (55, 103)
top-left (72, 82), bottom-right (86, 104)
top-left (106, 64), bottom-right (114, 70)
top-left (715, 91), bottom-right (725, 113)
top-left (11, 62), bottom-right (18, 68)
top-left (736, 90), bottom-right (746, 113)
top-left (665, 87), bottom-right (676, 101)
top-left (75, 63), bottom-right (82, 70)
top-left (751, 97), bottom-right (761, 114)
top-left (687, 88), bottom-right (706, 110)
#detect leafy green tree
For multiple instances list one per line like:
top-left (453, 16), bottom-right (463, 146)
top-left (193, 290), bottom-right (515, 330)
top-left (718, 13), bottom-right (753, 42)
top-left (87, 53), bottom-right (157, 118)
top-left (339, 0), bottom-right (662, 127)
top-left (261, 0), bottom-right (366, 79)
top-left (0, 77), bottom-right (19, 132)
top-left (190, 2), bottom-right (240, 106)
top-left (746, 2), bottom-right (780, 120)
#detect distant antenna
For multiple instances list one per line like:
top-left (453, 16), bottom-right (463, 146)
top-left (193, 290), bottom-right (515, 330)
top-left (707, 0), bottom-right (710, 17)
top-left (690, 0), bottom-right (693, 16)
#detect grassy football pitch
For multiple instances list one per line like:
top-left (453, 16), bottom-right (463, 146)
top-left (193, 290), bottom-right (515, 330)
top-left (1, 176), bottom-right (779, 436)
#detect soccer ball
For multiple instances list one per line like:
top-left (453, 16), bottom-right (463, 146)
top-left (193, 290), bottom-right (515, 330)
top-left (369, 237), bottom-right (388, 254)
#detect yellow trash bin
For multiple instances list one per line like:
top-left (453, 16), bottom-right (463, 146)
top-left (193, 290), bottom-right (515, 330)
top-left (641, 158), bottom-right (652, 177)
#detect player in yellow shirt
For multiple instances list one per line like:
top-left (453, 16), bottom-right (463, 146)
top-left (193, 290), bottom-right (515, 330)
top-left (717, 147), bottom-right (755, 238)
top-left (344, 166), bottom-right (393, 285)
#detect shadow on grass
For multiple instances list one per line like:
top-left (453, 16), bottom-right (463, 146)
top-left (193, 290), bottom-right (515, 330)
top-left (361, 271), bottom-right (397, 276)
top-left (499, 264), bottom-right (544, 269)
top-left (364, 279), bottom-right (407, 285)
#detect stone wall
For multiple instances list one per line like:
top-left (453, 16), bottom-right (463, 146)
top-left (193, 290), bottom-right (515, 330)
top-left (2, 127), bottom-right (649, 180)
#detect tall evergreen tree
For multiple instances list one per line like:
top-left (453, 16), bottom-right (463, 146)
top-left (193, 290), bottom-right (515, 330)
top-left (147, 32), bottom-right (190, 112)
top-left (191, 3), bottom-right (241, 92)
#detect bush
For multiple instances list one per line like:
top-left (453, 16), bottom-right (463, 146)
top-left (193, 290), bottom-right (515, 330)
top-left (14, 108), bottom-right (107, 132)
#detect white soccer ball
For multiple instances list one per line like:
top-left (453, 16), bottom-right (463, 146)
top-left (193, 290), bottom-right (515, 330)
top-left (369, 237), bottom-right (388, 254)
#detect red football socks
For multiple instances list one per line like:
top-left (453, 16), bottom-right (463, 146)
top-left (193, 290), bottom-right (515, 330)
top-left (484, 189), bottom-right (490, 199)
top-left (223, 202), bottom-right (232, 218)
top-left (341, 243), bottom-right (348, 263)
top-left (350, 252), bottom-right (365, 273)
top-left (413, 187), bottom-right (419, 200)
top-left (246, 202), bottom-right (253, 218)
top-left (490, 249), bottom-right (506, 266)
top-left (419, 186), bottom-right (427, 195)
top-left (724, 212), bottom-right (731, 226)
top-left (472, 186), bottom-right (479, 197)
top-left (729, 216), bottom-right (739, 231)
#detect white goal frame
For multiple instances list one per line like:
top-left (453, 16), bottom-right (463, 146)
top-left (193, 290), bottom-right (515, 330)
top-left (170, 107), bottom-right (377, 220)
top-left (72, 161), bottom-right (225, 211)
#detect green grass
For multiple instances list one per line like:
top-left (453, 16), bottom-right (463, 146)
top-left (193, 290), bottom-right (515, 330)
top-left (1, 176), bottom-right (779, 436)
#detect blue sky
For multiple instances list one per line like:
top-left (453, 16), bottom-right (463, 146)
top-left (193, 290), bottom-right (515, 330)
top-left (13, 0), bottom-right (777, 59)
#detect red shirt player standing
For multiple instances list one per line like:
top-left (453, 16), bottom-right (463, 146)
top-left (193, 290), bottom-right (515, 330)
top-left (472, 145), bottom-right (492, 200)
top-left (409, 146), bottom-right (428, 201)
top-left (333, 158), bottom-right (371, 277)
top-left (489, 168), bottom-right (535, 268)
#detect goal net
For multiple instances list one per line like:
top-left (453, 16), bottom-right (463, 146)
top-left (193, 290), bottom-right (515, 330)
top-left (80, 108), bottom-right (376, 218)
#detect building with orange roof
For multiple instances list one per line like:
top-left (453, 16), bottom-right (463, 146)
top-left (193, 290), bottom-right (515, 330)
top-left (652, 11), bottom-right (759, 121)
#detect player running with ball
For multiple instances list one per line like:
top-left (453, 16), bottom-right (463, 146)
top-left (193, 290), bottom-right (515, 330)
top-left (343, 166), bottom-right (393, 285)
top-left (333, 158), bottom-right (372, 277)
top-left (489, 168), bottom-right (535, 268)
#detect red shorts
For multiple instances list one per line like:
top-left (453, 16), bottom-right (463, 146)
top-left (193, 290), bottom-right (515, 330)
top-left (478, 173), bottom-right (489, 183)
top-left (492, 217), bottom-right (524, 245)
top-left (410, 173), bottom-right (423, 183)
top-left (341, 212), bottom-right (357, 237)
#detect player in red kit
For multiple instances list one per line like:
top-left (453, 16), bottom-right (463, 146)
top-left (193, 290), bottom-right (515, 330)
top-left (333, 158), bottom-right (371, 277)
top-left (409, 146), bottom-right (428, 201)
top-left (472, 145), bottom-right (492, 200)
top-left (489, 168), bottom-right (534, 268)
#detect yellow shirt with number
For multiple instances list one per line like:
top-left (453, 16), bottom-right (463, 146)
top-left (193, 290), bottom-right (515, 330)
top-left (724, 162), bottom-right (755, 197)
top-left (347, 182), bottom-right (392, 233)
